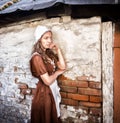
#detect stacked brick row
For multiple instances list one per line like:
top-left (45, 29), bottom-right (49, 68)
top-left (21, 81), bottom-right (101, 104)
top-left (58, 75), bottom-right (102, 122)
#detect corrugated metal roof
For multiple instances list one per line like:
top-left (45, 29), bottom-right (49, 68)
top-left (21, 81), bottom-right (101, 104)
top-left (0, 0), bottom-right (120, 14)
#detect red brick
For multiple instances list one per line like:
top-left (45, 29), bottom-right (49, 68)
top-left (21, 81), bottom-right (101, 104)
top-left (60, 92), bottom-right (67, 98)
top-left (76, 75), bottom-right (88, 81)
top-left (67, 93), bottom-right (89, 101)
top-left (61, 98), bottom-right (79, 106)
top-left (60, 85), bottom-right (77, 93)
top-left (18, 83), bottom-right (28, 89)
top-left (90, 96), bottom-right (102, 103)
top-left (89, 81), bottom-right (101, 89)
top-left (89, 108), bottom-right (102, 116)
top-left (59, 80), bottom-right (77, 87)
top-left (59, 80), bottom-right (88, 88)
top-left (21, 88), bottom-right (31, 95)
top-left (76, 81), bottom-right (88, 88)
top-left (21, 89), bottom-right (27, 95)
top-left (78, 88), bottom-right (101, 96)
top-left (79, 102), bottom-right (101, 108)
top-left (58, 75), bottom-right (69, 81)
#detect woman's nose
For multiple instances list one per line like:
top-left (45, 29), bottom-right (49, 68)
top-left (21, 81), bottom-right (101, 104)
top-left (48, 38), bottom-right (52, 43)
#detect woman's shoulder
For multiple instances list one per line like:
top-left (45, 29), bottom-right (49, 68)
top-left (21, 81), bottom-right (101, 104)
top-left (30, 52), bottom-right (42, 61)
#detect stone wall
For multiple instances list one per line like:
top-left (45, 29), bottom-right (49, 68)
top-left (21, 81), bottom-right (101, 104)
top-left (0, 16), bottom-right (102, 123)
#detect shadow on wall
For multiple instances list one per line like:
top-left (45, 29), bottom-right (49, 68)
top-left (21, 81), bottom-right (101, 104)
top-left (0, 104), bottom-right (30, 123)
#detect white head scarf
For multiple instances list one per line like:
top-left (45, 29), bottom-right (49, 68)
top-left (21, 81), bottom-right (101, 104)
top-left (34, 25), bottom-right (51, 43)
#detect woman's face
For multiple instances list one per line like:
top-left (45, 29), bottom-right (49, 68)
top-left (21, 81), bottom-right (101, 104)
top-left (40, 31), bottom-right (53, 50)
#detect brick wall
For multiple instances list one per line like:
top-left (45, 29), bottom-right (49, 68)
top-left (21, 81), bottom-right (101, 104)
top-left (14, 74), bottom-right (102, 123)
top-left (0, 16), bottom-right (102, 123)
top-left (58, 75), bottom-right (102, 123)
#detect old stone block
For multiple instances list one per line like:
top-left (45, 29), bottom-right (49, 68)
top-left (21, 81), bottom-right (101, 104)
top-left (90, 108), bottom-right (102, 116)
top-left (88, 115), bottom-right (101, 123)
top-left (16, 93), bottom-right (25, 102)
top-left (61, 16), bottom-right (71, 23)
top-left (49, 17), bottom-right (60, 24)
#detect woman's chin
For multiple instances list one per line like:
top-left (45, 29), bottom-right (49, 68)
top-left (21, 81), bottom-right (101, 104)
top-left (47, 46), bottom-right (51, 49)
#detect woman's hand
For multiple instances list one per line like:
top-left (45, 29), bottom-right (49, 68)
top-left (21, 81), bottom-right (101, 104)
top-left (56, 69), bottom-right (66, 75)
top-left (50, 42), bottom-right (66, 70)
top-left (40, 69), bottom-right (65, 86)
top-left (50, 43), bottom-right (59, 53)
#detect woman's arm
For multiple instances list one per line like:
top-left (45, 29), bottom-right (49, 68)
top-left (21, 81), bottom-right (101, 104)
top-left (40, 69), bottom-right (65, 86)
top-left (56, 48), bottom-right (66, 70)
top-left (41, 44), bottom-right (66, 86)
top-left (50, 43), bottom-right (66, 70)
top-left (31, 54), bottom-right (65, 86)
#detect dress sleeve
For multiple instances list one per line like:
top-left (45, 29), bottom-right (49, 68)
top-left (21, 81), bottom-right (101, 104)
top-left (30, 54), bottom-right (47, 78)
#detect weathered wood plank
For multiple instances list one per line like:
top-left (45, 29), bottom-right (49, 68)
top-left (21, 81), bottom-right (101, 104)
top-left (102, 22), bottom-right (113, 123)
top-left (113, 23), bottom-right (120, 123)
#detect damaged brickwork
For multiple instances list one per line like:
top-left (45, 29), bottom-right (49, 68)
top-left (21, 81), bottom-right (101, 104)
top-left (0, 16), bottom-right (103, 123)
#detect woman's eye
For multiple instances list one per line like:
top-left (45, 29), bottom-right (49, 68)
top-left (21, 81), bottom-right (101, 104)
top-left (45, 37), bottom-right (52, 40)
top-left (44, 37), bottom-right (48, 39)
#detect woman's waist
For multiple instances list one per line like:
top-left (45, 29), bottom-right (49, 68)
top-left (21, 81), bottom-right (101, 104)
top-left (37, 81), bottom-right (51, 94)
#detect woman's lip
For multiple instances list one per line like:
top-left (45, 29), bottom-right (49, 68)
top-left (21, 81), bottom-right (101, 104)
top-left (46, 44), bottom-right (51, 48)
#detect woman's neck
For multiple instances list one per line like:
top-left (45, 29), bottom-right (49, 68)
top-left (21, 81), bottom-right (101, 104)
top-left (40, 44), bottom-right (46, 52)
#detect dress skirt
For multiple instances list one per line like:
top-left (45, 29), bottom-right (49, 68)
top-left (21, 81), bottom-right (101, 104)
top-left (31, 81), bottom-right (60, 123)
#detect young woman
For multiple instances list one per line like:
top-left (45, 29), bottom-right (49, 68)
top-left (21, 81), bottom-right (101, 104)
top-left (30, 26), bottom-right (66, 123)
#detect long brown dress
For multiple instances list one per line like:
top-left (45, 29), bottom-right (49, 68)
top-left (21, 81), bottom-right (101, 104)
top-left (30, 53), bottom-right (61, 123)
